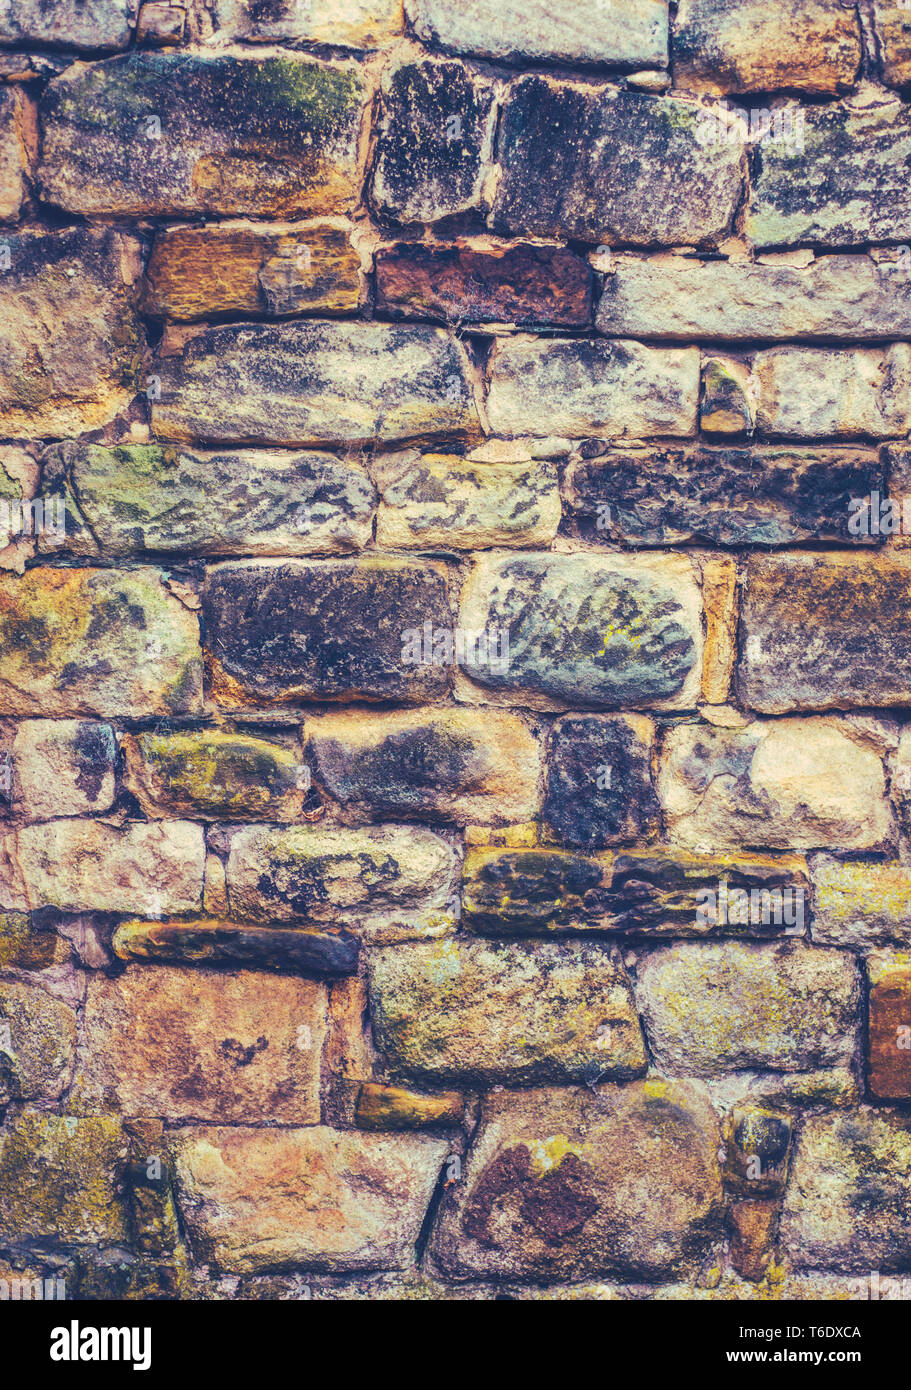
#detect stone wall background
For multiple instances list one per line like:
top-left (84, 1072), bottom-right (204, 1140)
top-left (1, 0), bottom-right (911, 1301)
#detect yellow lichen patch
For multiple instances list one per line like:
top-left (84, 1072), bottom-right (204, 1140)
top-left (528, 1133), bottom-right (586, 1176)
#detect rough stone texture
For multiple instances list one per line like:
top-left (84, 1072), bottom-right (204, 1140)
top-left (811, 859), bottom-right (911, 950)
top-left (866, 950), bottom-right (911, 1100)
top-left (635, 942), bottom-right (860, 1075)
top-left (874, 0), bottom-right (911, 87)
top-left (0, 912), bottom-right (70, 971)
top-left (151, 321), bottom-right (480, 446)
top-left (368, 938), bottom-right (647, 1084)
top-left (356, 1082), bottom-right (464, 1130)
top-left (746, 91), bottom-right (911, 249)
top-left (492, 79), bottom-right (743, 246)
top-left (0, 227), bottom-right (143, 437)
top-left (0, 87), bottom-right (35, 222)
top-left (202, 558), bottom-right (451, 706)
top-left (781, 1109), bottom-right (911, 1270)
top-left (112, 918), bottom-right (359, 976)
top-left (659, 718), bottom-right (892, 851)
top-left (457, 552), bottom-right (704, 710)
top-left (122, 730), bottom-right (308, 821)
top-left (0, 1112), bottom-right (129, 1250)
top-left (0, 567), bottom-right (203, 717)
top-left (375, 453), bottom-right (559, 550)
top-left (372, 60), bottom-right (497, 224)
top-left (543, 714), bottom-right (659, 850)
top-left (596, 253), bottom-right (911, 340)
top-left (739, 553), bottom-right (911, 712)
top-left (375, 242), bottom-right (593, 327)
top-left (304, 707), bottom-right (541, 824)
top-left (171, 1126), bottom-right (448, 1273)
top-left (701, 356), bottom-right (755, 434)
top-left (563, 444), bottom-right (881, 548)
top-left (429, 1081), bottom-right (721, 1280)
top-left (485, 337), bottom-right (699, 439)
top-left (0, 981), bottom-right (76, 1103)
top-left (0, 0), bottom-right (135, 50)
top-left (406, 0), bottom-right (668, 68)
top-left (206, 0), bottom-right (403, 48)
top-left (10, 719), bottom-right (116, 822)
top-left (143, 220), bottom-right (363, 320)
top-left (752, 345), bottom-right (911, 439)
top-left (225, 823), bottom-right (456, 938)
top-left (39, 53), bottom-right (368, 216)
top-left (71, 966), bottom-right (325, 1123)
top-left (673, 0), bottom-right (861, 95)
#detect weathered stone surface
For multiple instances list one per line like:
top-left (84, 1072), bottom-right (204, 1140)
top-left (226, 824), bottom-right (456, 938)
top-left (781, 1109), bottom-right (911, 1270)
top-left (0, 1112), bottom-right (128, 1250)
top-left (543, 714), bottom-right (659, 850)
top-left (867, 951), bottom-right (911, 1100)
top-left (874, 0), bottom-right (911, 87)
top-left (597, 253), bottom-right (911, 340)
top-left (171, 1126), bottom-right (448, 1273)
top-left (0, 567), bottom-right (203, 717)
top-left (43, 441), bottom-right (374, 559)
top-left (0, 0), bottom-right (135, 49)
top-left (457, 552), bottom-right (704, 710)
top-left (728, 1200), bottom-right (779, 1282)
top-left (39, 53), bottom-right (367, 216)
top-left (811, 858), bottom-right (911, 948)
top-left (0, 87), bottom-right (34, 222)
top-left (368, 938), bottom-right (646, 1084)
top-left (122, 730), bottom-right (308, 821)
top-left (0, 227), bottom-right (142, 438)
top-left (673, 0), bottom-right (861, 95)
top-left (563, 444), bottom-right (881, 548)
top-left (356, 1083), bottom-right (464, 1130)
top-left (137, 1), bottom-right (186, 44)
top-left (636, 942), bottom-right (859, 1075)
top-left (202, 558), bottom-right (451, 706)
top-left (407, 0), bottom-right (668, 67)
top-left (659, 718), bottom-right (891, 851)
top-left (721, 1106), bottom-right (792, 1197)
top-left (143, 220), bottom-right (362, 320)
top-left (0, 912), bottom-right (69, 971)
top-left (112, 918), bottom-right (359, 976)
top-left (485, 338), bottom-right (698, 439)
top-left (304, 707), bottom-right (541, 824)
top-left (375, 453), bottom-right (559, 550)
top-left (701, 356), bottom-right (756, 434)
top-left (746, 91), bottom-right (911, 248)
top-left (10, 720), bottom-right (116, 822)
top-left (752, 345), bottom-right (911, 439)
top-left (0, 981), bottom-right (76, 1103)
top-left (8, 819), bottom-right (205, 915)
top-left (72, 966), bottom-right (325, 1123)
top-left (207, 0), bottom-right (402, 47)
top-left (462, 845), bottom-right (809, 937)
top-left (492, 79), bottom-right (742, 245)
top-left (371, 60), bottom-right (496, 224)
top-left (702, 558), bottom-right (738, 704)
top-left (151, 321), bottom-right (479, 446)
top-left (739, 553), bottom-right (911, 712)
top-left (375, 242), bottom-right (593, 327)
top-left (429, 1081), bottom-right (721, 1280)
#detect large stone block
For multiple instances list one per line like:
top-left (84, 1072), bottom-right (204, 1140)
top-left (171, 1126), bottom-right (448, 1273)
top-left (368, 938), bottom-right (647, 1085)
top-left (781, 1109), bottom-right (911, 1270)
top-left (752, 345), bottom-right (911, 439)
top-left (42, 441), bottom-right (375, 559)
top-left (746, 92), bottom-right (911, 248)
top-left (739, 553), bottom-right (911, 712)
top-left (543, 714), bottom-right (659, 850)
top-left (303, 707), bottom-right (541, 824)
top-left (0, 0), bottom-right (135, 49)
top-left (811, 858), bottom-right (911, 948)
top-left (0, 227), bottom-right (143, 438)
top-left (457, 551), bottom-right (704, 710)
top-left (406, 0), bottom-right (668, 67)
top-left (122, 730), bottom-right (308, 821)
top-left (0, 1112), bottom-right (128, 1250)
top-left (205, 0), bottom-right (403, 47)
top-left (596, 253), bottom-right (911, 340)
top-left (428, 1081), bottom-right (721, 1280)
top-left (202, 558), bottom-right (451, 706)
top-left (39, 52), bottom-right (367, 216)
top-left (0, 567), bottom-right (203, 717)
top-left (151, 321), bottom-right (479, 446)
top-left (635, 942), bottom-right (859, 1075)
top-left (71, 966), bottom-right (326, 1123)
top-left (673, 0), bottom-right (861, 95)
top-left (9, 719), bottom-right (116, 822)
top-left (0, 981), bottom-right (76, 1104)
top-left (659, 718), bottom-right (891, 851)
top-left (492, 79), bottom-right (743, 245)
top-left (485, 337), bottom-right (699, 439)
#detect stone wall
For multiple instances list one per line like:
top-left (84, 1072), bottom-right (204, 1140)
top-left (1, 0), bottom-right (910, 1302)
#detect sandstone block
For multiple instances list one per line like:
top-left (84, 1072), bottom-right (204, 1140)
top-left (867, 950), bottom-right (911, 1100)
top-left (10, 720), bottom-right (116, 822)
top-left (0, 1112), bottom-right (128, 1250)
top-left (406, 0), bottom-right (668, 67)
top-left (122, 730), bottom-right (308, 821)
top-left (542, 714), bottom-right (659, 850)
